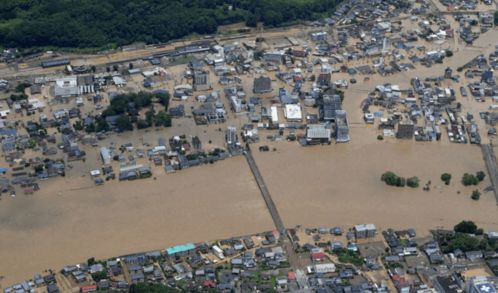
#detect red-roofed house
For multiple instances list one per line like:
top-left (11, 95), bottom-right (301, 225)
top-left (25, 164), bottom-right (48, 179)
top-left (311, 252), bottom-right (327, 262)
top-left (288, 271), bottom-right (297, 281)
top-left (202, 280), bottom-right (216, 288)
top-left (80, 285), bottom-right (97, 293)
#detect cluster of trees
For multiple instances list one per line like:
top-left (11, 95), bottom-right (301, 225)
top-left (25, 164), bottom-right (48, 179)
top-left (90, 271), bottom-right (107, 282)
top-left (454, 220), bottom-right (479, 234)
top-left (331, 248), bottom-right (365, 266)
top-left (461, 171), bottom-right (486, 186)
top-left (76, 91), bottom-right (172, 133)
top-left (101, 91), bottom-right (161, 117)
top-left (0, 0), bottom-right (343, 49)
top-left (15, 81), bottom-right (31, 93)
top-left (381, 171), bottom-right (419, 188)
top-left (137, 110), bottom-right (172, 129)
top-left (9, 93), bottom-right (28, 101)
top-left (438, 221), bottom-right (497, 253)
top-left (439, 172), bottom-right (485, 200)
top-left (443, 233), bottom-right (496, 253)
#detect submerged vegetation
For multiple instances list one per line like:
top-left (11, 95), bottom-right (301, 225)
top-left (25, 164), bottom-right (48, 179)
top-left (381, 171), bottom-right (419, 188)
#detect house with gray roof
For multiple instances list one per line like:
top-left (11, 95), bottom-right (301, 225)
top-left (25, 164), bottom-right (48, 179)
top-left (253, 76), bottom-right (272, 94)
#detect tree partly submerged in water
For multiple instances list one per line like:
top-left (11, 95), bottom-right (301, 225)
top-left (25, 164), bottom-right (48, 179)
top-left (454, 220), bottom-right (477, 234)
top-left (381, 171), bottom-right (405, 187)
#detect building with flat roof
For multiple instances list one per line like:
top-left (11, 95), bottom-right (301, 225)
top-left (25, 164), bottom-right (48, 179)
top-left (193, 70), bottom-right (210, 91)
top-left (354, 224), bottom-right (376, 238)
top-left (100, 147), bottom-right (111, 165)
top-left (397, 122), bottom-right (415, 139)
top-left (307, 263), bottom-right (336, 274)
top-left (284, 104), bottom-right (302, 122)
top-left (271, 106), bottom-right (279, 125)
top-left (225, 126), bottom-right (242, 154)
top-left (253, 76), bottom-right (272, 94)
top-left (467, 277), bottom-right (498, 293)
top-left (306, 124), bottom-right (331, 145)
top-left (320, 95), bottom-right (342, 122)
top-left (433, 276), bottom-right (462, 293)
top-left (54, 77), bottom-right (78, 98)
top-left (263, 51), bottom-right (284, 64)
top-left (311, 31), bottom-right (328, 42)
top-left (335, 110), bottom-right (350, 142)
top-left (166, 243), bottom-right (196, 256)
top-left (118, 165), bottom-right (151, 181)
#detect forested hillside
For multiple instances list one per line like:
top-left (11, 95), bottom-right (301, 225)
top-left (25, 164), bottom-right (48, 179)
top-left (0, 0), bottom-right (342, 49)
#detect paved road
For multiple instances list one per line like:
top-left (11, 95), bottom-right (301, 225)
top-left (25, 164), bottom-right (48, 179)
top-left (243, 148), bottom-right (307, 271)
top-left (244, 149), bottom-right (286, 234)
top-left (481, 144), bottom-right (498, 205)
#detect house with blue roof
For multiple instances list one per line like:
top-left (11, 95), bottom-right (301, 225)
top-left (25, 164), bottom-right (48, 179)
top-left (166, 243), bottom-right (196, 257)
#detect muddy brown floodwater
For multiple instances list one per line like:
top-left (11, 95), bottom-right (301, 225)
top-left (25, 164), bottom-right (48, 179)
top-left (0, 157), bottom-right (274, 286)
top-left (253, 133), bottom-right (498, 235)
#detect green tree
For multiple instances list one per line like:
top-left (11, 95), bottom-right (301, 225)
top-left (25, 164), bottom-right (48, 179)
top-left (95, 119), bottom-right (109, 132)
top-left (454, 220), bottom-right (477, 234)
top-left (441, 173), bottom-right (452, 185)
top-left (333, 248), bottom-right (365, 266)
top-left (91, 270), bottom-right (107, 282)
top-left (73, 120), bottom-right (84, 131)
top-left (154, 111), bottom-right (172, 127)
top-left (27, 138), bottom-right (37, 149)
top-left (10, 93), bottom-right (28, 101)
top-left (398, 177), bottom-right (406, 187)
top-left (85, 122), bottom-right (96, 133)
top-left (15, 82), bottom-right (31, 93)
top-left (444, 233), bottom-right (481, 252)
top-left (136, 119), bottom-right (151, 129)
top-left (381, 171), bottom-right (407, 187)
top-left (103, 92), bottom-right (155, 118)
top-left (471, 190), bottom-right (481, 200)
top-left (407, 177), bottom-right (419, 188)
top-left (381, 171), bottom-right (399, 186)
top-left (115, 115), bottom-right (133, 131)
top-left (132, 92), bottom-right (153, 108)
top-left (245, 13), bottom-right (258, 27)
top-left (155, 92), bottom-right (170, 110)
top-left (476, 171), bottom-right (486, 182)
top-left (462, 173), bottom-right (479, 186)
top-left (145, 109), bottom-right (155, 126)
top-left (0, 0), bottom-right (346, 50)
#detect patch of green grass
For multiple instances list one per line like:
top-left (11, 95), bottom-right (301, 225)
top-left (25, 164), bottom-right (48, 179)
top-left (334, 248), bottom-right (365, 266)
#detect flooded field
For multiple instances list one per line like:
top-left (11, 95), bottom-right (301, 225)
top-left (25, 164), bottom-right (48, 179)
top-left (253, 134), bottom-right (498, 234)
top-left (0, 157), bottom-right (274, 286)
